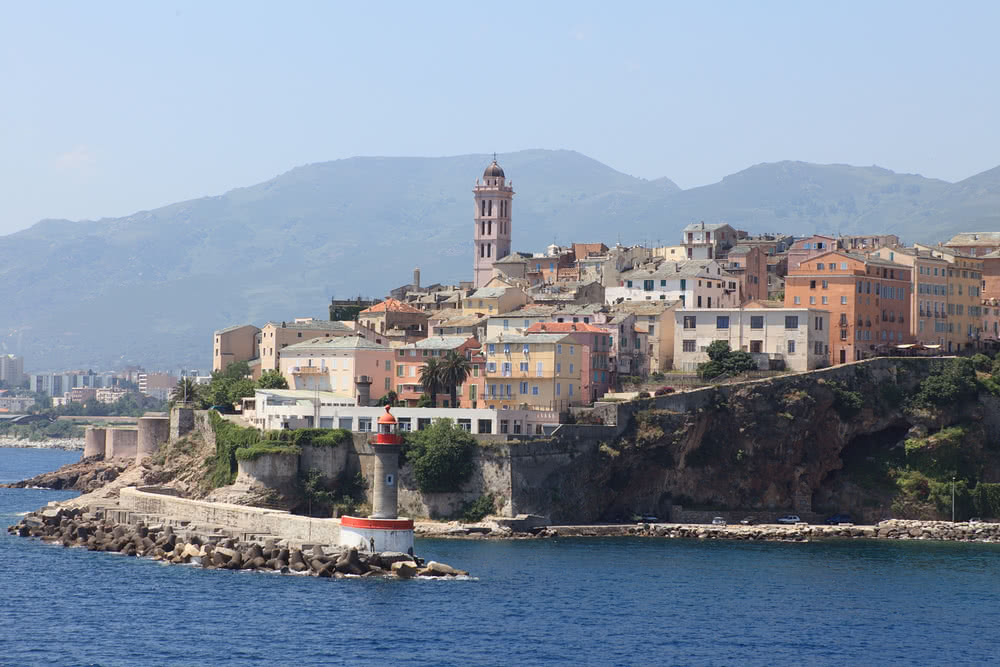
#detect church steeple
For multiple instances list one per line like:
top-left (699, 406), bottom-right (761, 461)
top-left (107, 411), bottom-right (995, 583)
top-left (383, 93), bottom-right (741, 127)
top-left (473, 156), bottom-right (514, 288)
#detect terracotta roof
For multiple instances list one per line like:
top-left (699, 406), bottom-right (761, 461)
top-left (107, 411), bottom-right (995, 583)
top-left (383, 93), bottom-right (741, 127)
top-left (524, 322), bottom-right (606, 334)
top-left (360, 298), bottom-right (426, 315)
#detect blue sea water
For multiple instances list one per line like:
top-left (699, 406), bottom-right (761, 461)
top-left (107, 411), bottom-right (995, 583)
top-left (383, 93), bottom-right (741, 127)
top-left (2, 447), bottom-right (1000, 666)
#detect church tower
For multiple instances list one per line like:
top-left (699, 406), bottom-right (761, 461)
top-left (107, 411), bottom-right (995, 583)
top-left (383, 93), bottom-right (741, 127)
top-left (473, 156), bottom-right (514, 288)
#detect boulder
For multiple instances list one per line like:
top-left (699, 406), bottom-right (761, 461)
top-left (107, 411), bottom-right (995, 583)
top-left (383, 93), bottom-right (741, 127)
top-left (423, 561), bottom-right (466, 577)
top-left (335, 548), bottom-right (366, 575)
top-left (182, 544), bottom-right (202, 560)
top-left (391, 561), bottom-right (418, 579)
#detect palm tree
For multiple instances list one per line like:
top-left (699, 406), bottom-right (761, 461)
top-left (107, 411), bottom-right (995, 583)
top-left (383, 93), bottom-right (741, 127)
top-left (419, 359), bottom-right (445, 407)
top-left (171, 377), bottom-right (198, 405)
top-left (440, 350), bottom-right (472, 408)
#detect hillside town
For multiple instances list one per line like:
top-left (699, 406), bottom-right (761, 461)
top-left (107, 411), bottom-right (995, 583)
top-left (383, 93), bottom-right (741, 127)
top-left (202, 159), bottom-right (1000, 434)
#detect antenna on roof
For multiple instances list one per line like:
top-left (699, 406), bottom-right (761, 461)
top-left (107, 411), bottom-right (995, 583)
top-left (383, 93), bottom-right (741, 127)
top-left (493, 151), bottom-right (497, 162)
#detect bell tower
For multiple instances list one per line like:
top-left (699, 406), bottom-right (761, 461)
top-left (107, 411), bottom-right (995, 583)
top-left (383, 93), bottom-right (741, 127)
top-left (473, 155), bottom-right (514, 288)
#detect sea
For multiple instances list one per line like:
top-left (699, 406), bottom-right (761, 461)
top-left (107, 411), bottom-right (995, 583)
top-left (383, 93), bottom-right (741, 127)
top-left (2, 446), bottom-right (1000, 666)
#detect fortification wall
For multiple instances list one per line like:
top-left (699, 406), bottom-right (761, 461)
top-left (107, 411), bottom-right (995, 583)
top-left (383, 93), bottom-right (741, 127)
top-left (235, 452), bottom-right (299, 491)
top-left (105, 428), bottom-right (138, 459)
top-left (137, 416), bottom-right (170, 461)
top-left (300, 444), bottom-right (352, 484)
top-left (83, 427), bottom-right (106, 459)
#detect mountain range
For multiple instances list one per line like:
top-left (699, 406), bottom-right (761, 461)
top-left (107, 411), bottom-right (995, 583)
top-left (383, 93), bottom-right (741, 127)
top-left (2, 149), bottom-right (998, 373)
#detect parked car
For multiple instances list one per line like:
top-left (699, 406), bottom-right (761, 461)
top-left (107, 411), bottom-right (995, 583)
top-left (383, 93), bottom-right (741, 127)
top-left (777, 515), bottom-right (801, 524)
top-left (711, 517), bottom-right (727, 526)
top-left (739, 517), bottom-right (756, 525)
top-left (826, 514), bottom-right (852, 525)
top-left (640, 515), bottom-right (658, 523)
top-left (654, 386), bottom-right (675, 396)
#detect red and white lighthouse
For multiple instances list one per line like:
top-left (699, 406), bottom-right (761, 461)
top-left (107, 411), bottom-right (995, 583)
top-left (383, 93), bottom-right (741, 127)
top-left (339, 405), bottom-right (415, 554)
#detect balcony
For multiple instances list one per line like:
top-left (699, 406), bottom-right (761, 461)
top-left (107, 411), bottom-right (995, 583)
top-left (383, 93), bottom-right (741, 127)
top-left (291, 366), bottom-right (325, 374)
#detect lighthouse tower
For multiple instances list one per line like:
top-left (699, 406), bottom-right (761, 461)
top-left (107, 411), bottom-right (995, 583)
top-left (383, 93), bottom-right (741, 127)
top-left (338, 405), bottom-right (415, 554)
top-left (473, 156), bottom-right (514, 288)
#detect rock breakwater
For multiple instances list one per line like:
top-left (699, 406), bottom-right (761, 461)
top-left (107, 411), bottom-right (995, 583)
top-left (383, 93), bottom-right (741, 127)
top-left (8, 506), bottom-right (468, 580)
top-left (0, 436), bottom-right (84, 450)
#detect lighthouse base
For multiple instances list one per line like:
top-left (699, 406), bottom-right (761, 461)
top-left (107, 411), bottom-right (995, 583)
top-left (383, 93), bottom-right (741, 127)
top-left (338, 516), bottom-right (415, 555)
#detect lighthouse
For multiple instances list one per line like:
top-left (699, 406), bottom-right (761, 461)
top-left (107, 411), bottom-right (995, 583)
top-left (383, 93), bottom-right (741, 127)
top-left (338, 405), bottom-right (415, 554)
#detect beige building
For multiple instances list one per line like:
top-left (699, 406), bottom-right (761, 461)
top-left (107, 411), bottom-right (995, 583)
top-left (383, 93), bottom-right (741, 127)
top-left (0, 354), bottom-right (25, 387)
top-left (871, 247), bottom-right (949, 345)
top-left (359, 298), bottom-right (429, 339)
top-left (258, 318), bottom-right (355, 373)
top-left (611, 300), bottom-right (681, 372)
top-left (482, 333), bottom-right (587, 412)
top-left (462, 282), bottom-right (530, 316)
top-left (674, 306), bottom-right (830, 372)
top-left (918, 246), bottom-right (985, 351)
top-left (212, 324), bottom-right (260, 373)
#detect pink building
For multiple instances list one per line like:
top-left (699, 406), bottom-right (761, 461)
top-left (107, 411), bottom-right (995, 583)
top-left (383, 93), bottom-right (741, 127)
top-left (278, 336), bottom-right (394, 405)
top-left (787, 235), bottom-right (836, 271)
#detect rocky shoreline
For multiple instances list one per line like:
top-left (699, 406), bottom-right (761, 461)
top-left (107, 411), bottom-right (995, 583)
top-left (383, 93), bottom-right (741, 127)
top-left (0, 436), bottom-right (85, 450)
top-left (8, 505), bottom-right (469, 580)
top-left (417, 518), bottom-right (1000, 544)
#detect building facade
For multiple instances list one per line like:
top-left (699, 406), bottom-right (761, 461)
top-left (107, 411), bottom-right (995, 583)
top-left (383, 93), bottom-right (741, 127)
top-left (784, 251), bottom-right (912, 364)
top-left (278, 336), bottom-right (394, 404)
top-left (673, 307), bottom-right (830, 372)
top-left (0, 354), bottom-right (25, 387)
top-left (871, 247), bottom-right (949, 346)
top-left (482, 333), bottom-right (588, 412)
top-left (212, 324), bottom-right (260, 373)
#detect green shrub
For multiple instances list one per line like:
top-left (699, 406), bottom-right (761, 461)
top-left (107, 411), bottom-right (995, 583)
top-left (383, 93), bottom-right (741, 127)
top-left (912, 358), bottom-right (978, 408)
top-left (234, 443), bottom-right (301, 461)
top-left (903, 425), bottom-right (971, 478)
top-left (209, 412), bottom-right (262, 487)
top-left (460, 494), bottom-right (496, 523)
top-left (404, 419), bottom-right (476, 493)
top-left (971, 354), bottom-right (992, 372)
top-left (829, 382), bottom-right (863, 418)
top-left (972, 483), bottom-right (1000, 518)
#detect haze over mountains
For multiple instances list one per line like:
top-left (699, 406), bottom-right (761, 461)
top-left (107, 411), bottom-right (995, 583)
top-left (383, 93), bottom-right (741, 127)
top-left (2, 149), bottom-right (999, 373)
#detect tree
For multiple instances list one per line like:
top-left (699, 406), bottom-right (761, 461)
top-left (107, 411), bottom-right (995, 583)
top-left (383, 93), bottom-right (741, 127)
top-left (440, 350), bottom-right (471, 408)
top-left (227, 378), bottom-right (257, 407)
top-left (698, 341), bottom-right (757, 379)
top-left (257, 369), bottom-right (288, 389)
top-left (404, 418), bottom-right (477, 493)
top-left (171, 377), bottom-right (199, 403)
top-left (416, 393), bottom-right (433, 407)
top-left (220, 360), bottom-right (251, 380)
top-left (377, 390), bottom-right (399, 407)
top-left (419, 359), bottom-right (445, 407)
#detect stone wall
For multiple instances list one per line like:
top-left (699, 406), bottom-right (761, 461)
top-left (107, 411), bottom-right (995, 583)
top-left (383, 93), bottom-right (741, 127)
top-left (170, 406), bottom-right (195, 440)
top-left (235, 452), bottom-right (300, 492)
top-left (118, 487), bottom-right (342, 545)
top-left (83, 427), bottom-right (106, 459)
top-left (300, 443), bottom-right (352, 485)
top-left (137, 416), bottom-right (170, 461)
top-left (105, 428), bottom-right (138, 459)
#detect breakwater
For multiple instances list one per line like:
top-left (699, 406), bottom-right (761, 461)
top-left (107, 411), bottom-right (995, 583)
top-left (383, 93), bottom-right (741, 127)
top-left (418, 518), bottom-right (1000, 544)
top-left (0, 436), bottom-right (84, 450)
top-left (8, 504), bottom-right (467, 580)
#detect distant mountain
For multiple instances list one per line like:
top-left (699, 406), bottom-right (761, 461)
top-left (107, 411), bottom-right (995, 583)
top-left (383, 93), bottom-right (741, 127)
top-left (0, 149), bottom-right (996, 372)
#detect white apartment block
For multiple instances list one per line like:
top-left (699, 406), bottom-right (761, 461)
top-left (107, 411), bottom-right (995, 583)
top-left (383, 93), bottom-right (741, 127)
top-left (673, 307), bottom-right (830, 372)
top-left (607, 260), bottom-right (739, 309)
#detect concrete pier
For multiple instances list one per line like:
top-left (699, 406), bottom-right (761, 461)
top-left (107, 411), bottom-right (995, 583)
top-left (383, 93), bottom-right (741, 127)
top-left (137, 416), bottom-right (170, 461)
top-left (83, 427), bottom-right (106, 459)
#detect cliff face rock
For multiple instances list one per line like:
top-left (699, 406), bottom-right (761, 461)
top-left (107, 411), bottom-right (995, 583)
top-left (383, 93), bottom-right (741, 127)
top-left (527, 359), bottom-right (972, 523)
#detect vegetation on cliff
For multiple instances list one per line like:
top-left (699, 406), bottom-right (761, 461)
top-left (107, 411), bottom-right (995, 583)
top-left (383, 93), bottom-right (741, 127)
top-left (697, 341), bottom-right (757, 379)
top-left (403, 419), bottom-right (476, 493)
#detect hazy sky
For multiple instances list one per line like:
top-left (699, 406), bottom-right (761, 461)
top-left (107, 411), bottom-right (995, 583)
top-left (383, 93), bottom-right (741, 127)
top-left (2, 1), bottom-right (998, 235)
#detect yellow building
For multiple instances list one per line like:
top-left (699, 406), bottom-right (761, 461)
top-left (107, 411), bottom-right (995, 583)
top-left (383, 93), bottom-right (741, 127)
top-left (462, 282), bottom-right (529, 316)
top-left (871, 247), bottom-right (949, 346)
top-left (258, 318), bottom-right (355, 373)
top-left (213, 324), bottom-right (260, 373)
top-left (921, 247), bottom-right (985, 352)
top-left (482, 333), bottom-right (586, 412)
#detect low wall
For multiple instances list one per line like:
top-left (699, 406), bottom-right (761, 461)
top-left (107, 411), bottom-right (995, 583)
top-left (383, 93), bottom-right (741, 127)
top-left (83, 427), bottom-right (106, 459)
top-left (105, 428), bottom-right (138, 459)
top-left (118, 487), bottom-right (342, 545)
top-left (137, 417), bottom-right (170, 461)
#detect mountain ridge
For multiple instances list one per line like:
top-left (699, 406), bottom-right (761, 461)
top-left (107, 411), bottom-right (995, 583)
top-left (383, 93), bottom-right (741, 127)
top-left (2, 149), bottom-right (998, 372)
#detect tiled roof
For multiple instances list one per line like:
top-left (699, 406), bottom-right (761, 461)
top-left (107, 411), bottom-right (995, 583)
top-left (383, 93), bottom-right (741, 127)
top-left (621, 261), bottom-right (718, 280)
top-left (405, 336), bottom-right (475, 350)
top-left (945, 232), bottom-right (1000, 246)
top-left (524, 322), bottom-right (605, 334)
top-left (682, 222), bottom-right (731, 232)
top-left (612, 300), bottom-right (680, 315)
top-left (263, 320), bottom-right (353, 332)
top-left (283, 336), bottom-right (388, 351)
top-left (484, 333), bottom-right (570, 344)
top-left (360, 298), bottom-right (426, 315)
top-left (215, 323), bottom-right (258, 335)
top-left (469, 287), bottom-right (509, 298)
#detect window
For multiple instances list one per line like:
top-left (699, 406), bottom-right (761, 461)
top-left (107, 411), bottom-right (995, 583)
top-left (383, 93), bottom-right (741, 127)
top-left (503, 319), bottom-right (509, 330)
top-left (785, 316), bottom-right (799, 329)
top-left (500, 419), bottom-right (509, 434)
top-left (384, 377), bottom-right (390, 390)
top-left (841, 263), bottom-right (848, 270)
top-left (840, 329), bottom-right (848, 340)
top-left (682, 339), bottom-right (696, 352)
top-left (519, 381), bottom-right (528, 394)
top-left (750, 316), bottom-right (763, 329)
top-left (396, 365), bottom-right (404, 377)
top-left (809, 296), bottom-right (816, 305)
top-left (397, 417), bottom-right (412, 432)
top-left (815, 317), bottom-right (824, 330)
top-left (793, 296), bottom-right (801, 305)
top-left (556, 362), bottom-right (561, 374)
top-left (523, 344), bottom-right (530, 355)
top-left (817, 263), bottom-right (824, 270)
top-left (557, 344), bottom-right (563, 354)
top-left (536, 362), bottom-right (543, 376)
top-left (556, 383), bottom-right (561, 396)
top-left (683, 315), bottom-right (697, 329)
top-left (520, 362), bottom-right (529, 372)
top-left (750, 340), bottom-right (763, 354)
top-left (532, 386), bottom-right (539, 395)
top-left (569, 363), bottom-right (574, 374)
top-left (503, 343), bottom-right (510, 354)
top-left (717, 316), bottom-right (729, 329)
top-left (488, 344), bottom-right (495, 356)
top-left (569, 345), bottom-right (575, 356)
top-left (822, 296), bottom-right (828, 305)
top-left (457, 419), bottom-right (472, 432)
top-left (487, 362), bottom-right (497, 373)
top-left (477, 419), bottom-right (492, 434)
top-left (814, 341), bottom-right (824, 355)
top-left (358, 417), bottom-right (373, 433)
top-left (822, 280), bottom-right (828, 289)
top-left (841, 296), bottom-right (848, 305)
top-left (787, 340), bottom-right (796, 354)
top-left (502, 362), bottom-right (512, 377)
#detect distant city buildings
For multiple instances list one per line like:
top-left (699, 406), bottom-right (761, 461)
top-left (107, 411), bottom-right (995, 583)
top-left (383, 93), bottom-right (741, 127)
top-left (0, 354), bottom-right (25, 387)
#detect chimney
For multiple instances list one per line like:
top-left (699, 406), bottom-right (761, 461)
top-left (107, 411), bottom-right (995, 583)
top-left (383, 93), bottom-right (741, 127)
top-left (414, 267), bottom-right (421, 289)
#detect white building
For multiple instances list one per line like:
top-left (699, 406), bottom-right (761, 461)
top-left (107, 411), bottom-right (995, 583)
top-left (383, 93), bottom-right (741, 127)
top-left (673, 306), bottom-right (830, 372)
top-left (607, 260), bottom-right (739, 309)
top-left (242, 389), bottom-right (559, 435)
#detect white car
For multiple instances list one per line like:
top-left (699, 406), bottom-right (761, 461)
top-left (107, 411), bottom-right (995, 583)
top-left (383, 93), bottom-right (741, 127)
top-left (776, 515), bottom-right (801, 524)
top-left (711, 517), bottom-right (727, 526)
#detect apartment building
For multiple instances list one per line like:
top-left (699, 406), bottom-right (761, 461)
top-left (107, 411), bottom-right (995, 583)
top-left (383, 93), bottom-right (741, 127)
top-left (724, 245), bottom-right (768, 303)
top-left (0, 354), bottom-right (25, 387)
top-left (918, 247), bottom-right (985, 351)
top-left (785, 251), bottom-right (912, 364)
top-left (392, 336), bottom-right (482, 407)
top-left (482, 333), bottom-right (588, 412)
top-left (212, 324), bottom-right (260, 373)
top-left (138, 372), bottom-right (177, 400)
top-left (278, 336), bottom-right (393, 404)
top-left (462, 283), bottom-right (530, 316)
top-left (358, 299), bottom-right (429, 337)
top-left (943, 232), bottom-right (1000, 257)
top-left (673, 306), bottom-right (830, 372)
top-left (611, 300), bottom-right (679, 372)
top-left (608, 260), bottom-right (739, 309)
top-left (787, 235), bottom-right (836, 270)
top-left (680, 222), bottom-right (742, 259)
top-left (524, 322), bottom-right (612, 401)
top-left (871, 247), bottom-right (949, 345)
top-left (258, 319), bottom-right (355, 374)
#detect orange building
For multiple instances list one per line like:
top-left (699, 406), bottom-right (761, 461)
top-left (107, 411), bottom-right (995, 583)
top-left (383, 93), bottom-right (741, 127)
top-left (785, 251), bottom-right (912, 364)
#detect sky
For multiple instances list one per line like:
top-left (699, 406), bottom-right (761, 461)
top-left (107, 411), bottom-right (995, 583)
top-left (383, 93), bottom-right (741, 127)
top-left (1, 0), bottom-right (998, 235)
